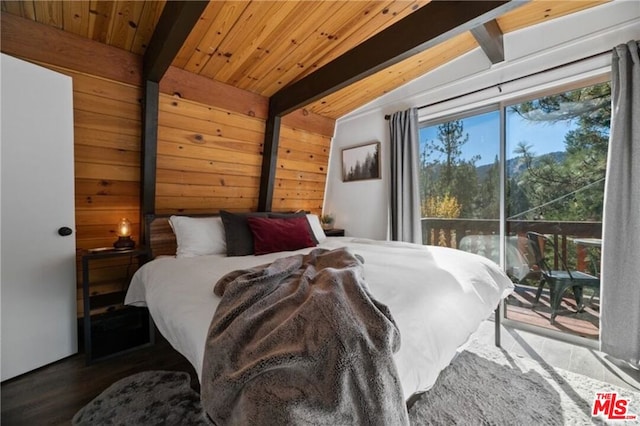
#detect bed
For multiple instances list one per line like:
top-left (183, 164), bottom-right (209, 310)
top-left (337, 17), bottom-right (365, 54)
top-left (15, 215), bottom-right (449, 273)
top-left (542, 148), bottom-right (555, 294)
top-left (125, 213), bottom-right (514, 420)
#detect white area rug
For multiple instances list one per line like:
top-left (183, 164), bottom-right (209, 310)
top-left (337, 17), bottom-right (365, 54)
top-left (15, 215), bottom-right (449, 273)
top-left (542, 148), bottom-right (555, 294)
top-left (409, 335), bottom-right (640, 425)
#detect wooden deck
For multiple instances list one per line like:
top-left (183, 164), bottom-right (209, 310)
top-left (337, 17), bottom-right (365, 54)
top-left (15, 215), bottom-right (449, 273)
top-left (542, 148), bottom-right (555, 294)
top-left (505, 284), bottom-right (600, 340)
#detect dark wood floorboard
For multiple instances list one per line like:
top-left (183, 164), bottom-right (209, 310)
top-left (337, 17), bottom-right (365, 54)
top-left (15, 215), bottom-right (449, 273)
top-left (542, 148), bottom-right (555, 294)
top-left (1, 336), bottom-right (197, 426)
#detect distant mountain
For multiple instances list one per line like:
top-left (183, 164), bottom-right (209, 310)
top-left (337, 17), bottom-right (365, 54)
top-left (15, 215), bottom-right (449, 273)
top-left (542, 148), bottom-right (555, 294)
top-left (475, 151), bottom-right (566, 181)
top-left (422, 151), bottom-right (567, 183)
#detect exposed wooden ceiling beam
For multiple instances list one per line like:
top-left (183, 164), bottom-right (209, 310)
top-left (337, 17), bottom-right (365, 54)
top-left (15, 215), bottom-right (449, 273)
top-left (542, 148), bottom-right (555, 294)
top-left (268, 0), bottom-right (524, 117)
top-left (143, 1), bottom-right (209, 82)
top-left (1, 13), bottom-right (141, 86)
top-left (471, 19), bottom-right (505, 64)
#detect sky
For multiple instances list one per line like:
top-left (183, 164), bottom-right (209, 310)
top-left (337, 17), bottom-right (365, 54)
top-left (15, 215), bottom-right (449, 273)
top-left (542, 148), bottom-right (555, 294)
top-left (419, 109), bottom-right (579, 167)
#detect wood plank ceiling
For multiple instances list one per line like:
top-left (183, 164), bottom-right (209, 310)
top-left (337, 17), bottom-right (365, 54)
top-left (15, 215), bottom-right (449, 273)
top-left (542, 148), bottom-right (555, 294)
top-left (1, 0), bottom-right (607, 120)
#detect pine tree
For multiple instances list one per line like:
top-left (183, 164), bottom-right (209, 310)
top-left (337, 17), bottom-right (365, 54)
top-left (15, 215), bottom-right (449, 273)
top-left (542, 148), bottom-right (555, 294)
top-left (509, 82), bottom-right (610, 221)
top-left (420, 120), bottom-right (481, 218)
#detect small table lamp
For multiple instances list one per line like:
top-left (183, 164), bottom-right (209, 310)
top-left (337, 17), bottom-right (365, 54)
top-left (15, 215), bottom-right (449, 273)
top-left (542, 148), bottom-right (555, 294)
top-left (113, 217), bottom-right (135, 250)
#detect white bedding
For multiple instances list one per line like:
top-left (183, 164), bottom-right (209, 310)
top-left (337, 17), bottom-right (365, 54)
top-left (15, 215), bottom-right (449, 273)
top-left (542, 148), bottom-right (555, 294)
top-left (125, 237), bottom-right (513, 398)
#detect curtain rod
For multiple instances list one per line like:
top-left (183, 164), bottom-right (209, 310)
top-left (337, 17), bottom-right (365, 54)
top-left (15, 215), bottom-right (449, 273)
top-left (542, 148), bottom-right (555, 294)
top-left (384, 49), bottom-right (610, 120)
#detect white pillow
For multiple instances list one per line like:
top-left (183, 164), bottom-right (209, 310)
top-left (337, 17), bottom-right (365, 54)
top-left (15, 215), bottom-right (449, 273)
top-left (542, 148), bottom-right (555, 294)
top-left (306, 214), bottom-right (327, 243)
top-left (169, 216), bottom-right (226, 258)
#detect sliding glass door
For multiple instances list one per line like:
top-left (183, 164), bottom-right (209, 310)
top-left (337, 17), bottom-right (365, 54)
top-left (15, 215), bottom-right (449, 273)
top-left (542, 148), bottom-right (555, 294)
top-left (419, 79), bottom-right (610, 340)
top-left (418, 109), bottom-right (500, 255)
top-left (504, 82), bottom-right (609, 339)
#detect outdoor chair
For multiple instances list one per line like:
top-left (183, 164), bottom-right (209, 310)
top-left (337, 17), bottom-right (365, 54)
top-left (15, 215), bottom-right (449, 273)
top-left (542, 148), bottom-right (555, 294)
top-left (526, 232), bottom-right (600, 324)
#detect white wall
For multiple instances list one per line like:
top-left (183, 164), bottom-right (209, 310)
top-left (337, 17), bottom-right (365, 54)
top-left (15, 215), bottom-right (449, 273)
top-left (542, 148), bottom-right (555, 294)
top-left (324, 119), bottom-right (390, 240)
top-left (324, 0), bottom-right (640, 239)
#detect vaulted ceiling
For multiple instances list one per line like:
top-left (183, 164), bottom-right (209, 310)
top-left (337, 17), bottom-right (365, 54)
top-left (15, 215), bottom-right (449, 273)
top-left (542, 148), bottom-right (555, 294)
top-left (1, 0), bottom-right (607, 120)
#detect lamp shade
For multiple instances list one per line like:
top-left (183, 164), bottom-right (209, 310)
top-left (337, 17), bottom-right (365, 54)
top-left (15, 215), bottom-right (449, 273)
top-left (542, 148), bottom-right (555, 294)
top-left (116, 218), bottom-right (132, 237)
top-left (113, 218), bottom-right (135, 250)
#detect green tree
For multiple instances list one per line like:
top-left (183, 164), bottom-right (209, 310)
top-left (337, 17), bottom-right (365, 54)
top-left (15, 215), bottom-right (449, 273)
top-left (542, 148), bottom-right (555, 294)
top-left (509, 82), bottom-right (610, 221)
top-left (420, 120), bottom-right (482, 218)
top-left (476, 156), bottom-right (500, 218)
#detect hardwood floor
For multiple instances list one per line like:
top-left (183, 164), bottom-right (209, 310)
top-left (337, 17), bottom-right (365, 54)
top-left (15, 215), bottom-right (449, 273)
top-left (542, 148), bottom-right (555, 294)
top-left (1, 336), bottom-right (197, 426)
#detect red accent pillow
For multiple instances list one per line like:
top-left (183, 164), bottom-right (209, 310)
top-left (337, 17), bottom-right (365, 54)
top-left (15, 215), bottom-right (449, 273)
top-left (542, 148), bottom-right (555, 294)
top-left (247, 217), bottom-right (316, 255)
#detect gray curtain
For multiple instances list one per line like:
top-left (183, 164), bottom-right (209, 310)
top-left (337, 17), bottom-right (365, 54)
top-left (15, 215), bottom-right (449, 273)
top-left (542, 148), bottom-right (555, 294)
top-left (389, 108), bottom-right (422, 244)
top-left (601, 40), bottom-right (640, 366)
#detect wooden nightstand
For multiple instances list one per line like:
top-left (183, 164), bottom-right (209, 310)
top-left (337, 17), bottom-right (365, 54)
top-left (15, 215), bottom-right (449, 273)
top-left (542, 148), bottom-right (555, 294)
top-left (81, 246), bottom-right (154, 364)
top-left (324, 228), bottom-right (345, 237)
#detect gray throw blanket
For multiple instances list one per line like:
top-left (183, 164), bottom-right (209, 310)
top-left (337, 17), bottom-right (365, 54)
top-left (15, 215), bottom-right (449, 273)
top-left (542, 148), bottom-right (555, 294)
top-left (201, 247), bottom-right (409, 425)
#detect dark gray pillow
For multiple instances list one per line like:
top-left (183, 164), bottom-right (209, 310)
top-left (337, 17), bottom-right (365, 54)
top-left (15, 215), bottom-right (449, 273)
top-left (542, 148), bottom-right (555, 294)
top-left (220, 210), bottom-right (269, 256)
top-left (268, 212), bottom-right (318, 244)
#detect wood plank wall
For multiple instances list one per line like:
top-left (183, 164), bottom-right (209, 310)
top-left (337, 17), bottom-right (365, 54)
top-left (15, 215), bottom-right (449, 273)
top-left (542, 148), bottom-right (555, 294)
top-left (72, 72), bottom-right (143, 317)
top-left (274, 126), bottom-right (331, 213)
top-left (36, 67), bottom-right (143, 318)
top-left (155, 96), bottom-right (332, 215)
top-left (1, 13), bottom-right (335, 317)
top-left (158, 67), bottom-right (335, 216)
top-left (71, 72), bottom-right (143, 249)
top-left (155, 93), bottom-right (264, 214)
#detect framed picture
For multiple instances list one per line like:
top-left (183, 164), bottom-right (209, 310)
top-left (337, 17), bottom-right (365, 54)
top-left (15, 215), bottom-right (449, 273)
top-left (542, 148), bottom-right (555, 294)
top-left (341, 142), bottom-right (381, 182)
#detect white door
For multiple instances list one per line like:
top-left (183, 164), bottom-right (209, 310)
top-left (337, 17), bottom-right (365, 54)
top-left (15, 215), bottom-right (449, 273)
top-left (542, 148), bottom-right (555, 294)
top-left (1, 54), bottom-right (77, 381)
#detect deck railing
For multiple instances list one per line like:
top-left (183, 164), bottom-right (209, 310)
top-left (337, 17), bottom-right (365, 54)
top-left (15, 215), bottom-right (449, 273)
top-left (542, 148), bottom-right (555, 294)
top-left (422, 218), bottom-right (602, 274)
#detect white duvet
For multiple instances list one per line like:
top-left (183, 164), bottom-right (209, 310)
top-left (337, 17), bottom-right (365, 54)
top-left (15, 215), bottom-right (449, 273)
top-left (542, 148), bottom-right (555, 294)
top-left (125, 237), bottom-right (514, 398)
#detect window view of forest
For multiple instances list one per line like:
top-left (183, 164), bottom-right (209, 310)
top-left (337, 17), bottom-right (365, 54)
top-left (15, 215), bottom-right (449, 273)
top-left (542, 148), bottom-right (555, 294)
top-left (419, 111), bottom-right (499, 220)
top-left (418, 81), bottom-right (611, 223)
top-left (419, 81), bottom-right (610, 336)
top-left (506, 82), bottom-right (610, 222)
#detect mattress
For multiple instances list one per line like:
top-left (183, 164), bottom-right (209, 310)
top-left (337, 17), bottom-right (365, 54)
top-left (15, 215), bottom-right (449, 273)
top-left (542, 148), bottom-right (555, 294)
top-left (125, 237), bottom-right (514, 398)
